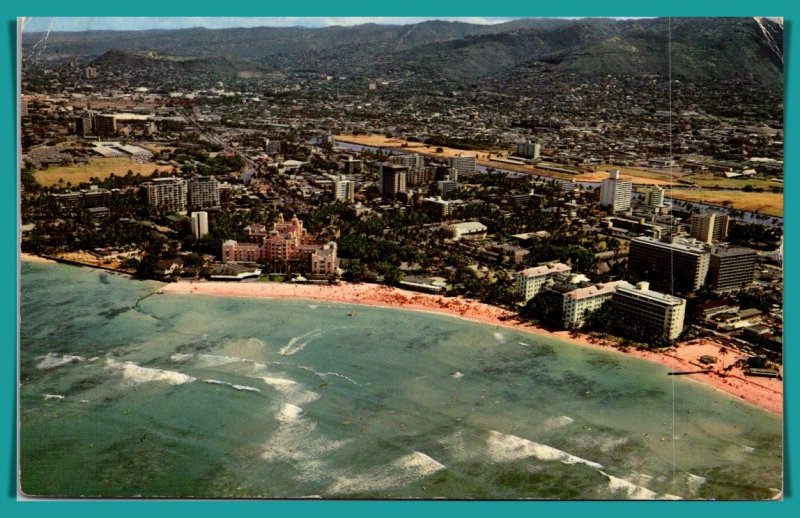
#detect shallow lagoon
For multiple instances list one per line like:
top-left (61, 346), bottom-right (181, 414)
top-left (20, 261), bottom-right (782, 499)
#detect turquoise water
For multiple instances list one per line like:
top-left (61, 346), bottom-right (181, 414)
top-left (20, 261), bottom-right (782, 499)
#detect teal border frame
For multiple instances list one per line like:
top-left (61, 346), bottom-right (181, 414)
top-left (2, 1), bottom-right (796, 516)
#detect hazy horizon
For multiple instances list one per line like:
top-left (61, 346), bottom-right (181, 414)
top-left (21, 16), bottom-right (652, 33)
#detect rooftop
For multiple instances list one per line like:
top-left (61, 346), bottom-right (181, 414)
top-left (632, 235), bottom-right (709, 255)
top-left (712, 246), bottom-right (757, 257)
top-left (616, 282), bottom-right (686, 306)
top-left (447, 221), bottom-right (487, 232)
top-left (516, 262), bottom-right (571, 278)
top-left (565, 280), bottom-right (632, 301)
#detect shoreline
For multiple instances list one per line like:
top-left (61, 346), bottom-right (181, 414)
top-left (20, 252), bottom-right (56, 264)
top-left (159, 280), bottom-right (783, 416)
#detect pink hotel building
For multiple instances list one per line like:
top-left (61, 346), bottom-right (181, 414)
top-left (222, 214), bottom-right (340, 277)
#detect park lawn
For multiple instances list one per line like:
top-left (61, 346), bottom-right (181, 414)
top-left (668, 189), bottom-right (783, 217)
top-left (33, 157), bottom-right (175, 187)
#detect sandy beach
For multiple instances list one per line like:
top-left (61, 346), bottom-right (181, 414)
top-left (20, 252), bottom-right (56, 264)
top-left (159, 280), bottom-right (783, 415)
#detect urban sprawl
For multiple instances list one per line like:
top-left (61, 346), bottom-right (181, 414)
top-left (20, 51), bottom-right (783, 379)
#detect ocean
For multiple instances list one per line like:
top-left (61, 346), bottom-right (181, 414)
top-left (19, 261), bottom-right (782, 499)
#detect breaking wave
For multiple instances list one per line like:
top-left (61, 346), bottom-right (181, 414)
top-left (36, 353), bottom-right (84, 369)
top-left (602, 471), bottom-right (681, 500)
top-left (487, 430), bottom-right (603, 469)
top-left (201, 379), bottom-right (261, 393)
top-left (327, 451), bottom-right (446, 495)
top-left (105, 359), bottom-right (196, 386)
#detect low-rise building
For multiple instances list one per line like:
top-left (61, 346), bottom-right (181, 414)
top-left (445, 221), bottom-right (487, 241)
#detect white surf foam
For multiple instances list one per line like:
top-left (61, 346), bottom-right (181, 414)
top-left (280, 329), bottom-right (324, 356)
top-left (601, 471), bottom-right (681, 500)
top-left (686, 473), bottom-right (707, 494)
top-left (298, 366), bottom-right (362, 386)
top-left (327, 451), bottom-right (446, 495)
top-left (232, 384), bottom-right (261, 393)
top-left (602, 471), bottom-right (659, 499)
top-left (170, 353), bottom-right (250, 368)
top-left (487, 431), bottom-right (603, 469)
top-left (201, 378), bottom-right (261, 393)
top-left (261, 404), bottom-right (351, 466)
top-left (43, 394), bottom-right (64, 400)
top-left (259, 377), bottom-right (319, 404)
top-left (36, 353), bottom-right (84, 369)
top-left (544, 415), bottom-right (574, 429)
top-left (261, 377), bottom-right (299, 389)
top-left (277, 403), bottom-right (304, 422)
top-left (105, 359), bottom-right (196, 386)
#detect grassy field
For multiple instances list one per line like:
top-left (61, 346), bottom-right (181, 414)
top-left (669, 189), bottom-right (783, 217)
top-left (33, 157), bottom-right (175, 187)
top-left (335, 133), bottom-right (508, 160)
top-left (679, 174), bottom-right (780, 190)
top-left (336, 134), bottom-right (676, 184)
top-left (572, 170), bottom-right (674, 186)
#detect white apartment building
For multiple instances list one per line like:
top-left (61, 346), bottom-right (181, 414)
top-left (599, 170), bottom-right (632, 213)
top-left (561, 280), bottom-right (631, 329)
top-left (333, 175), bottom-right (355, 202)
top-left (187, 176), bottom-right (221, 209)
top-left (191, 211), bottom-right (209, 239)
top-left (144, 177), bottom-right (187, 212)
top-left (514, 262), bottom-right (571, 303)
top-left (448, 154), bottom-right (477, 177)
top-left (611, 281), bottom-right (686, 340)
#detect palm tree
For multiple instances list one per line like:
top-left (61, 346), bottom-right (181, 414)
top-left (718, 346), bottom-right (729, 376)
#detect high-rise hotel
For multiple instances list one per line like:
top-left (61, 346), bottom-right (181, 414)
top-left (599, 170), bottom-right (632, 213)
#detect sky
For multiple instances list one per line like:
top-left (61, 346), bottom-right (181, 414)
top-left (21, 17), bottom-right (536, 32)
